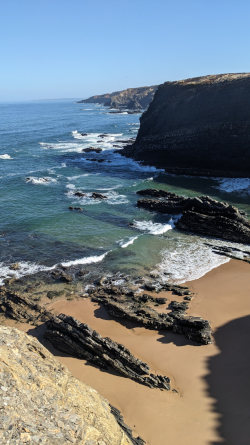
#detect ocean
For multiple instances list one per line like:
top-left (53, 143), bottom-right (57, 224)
top-left (0, 100), bottom-right (249, 286)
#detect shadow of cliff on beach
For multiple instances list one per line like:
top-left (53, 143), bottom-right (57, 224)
top-left (205, 315), bottom-right (250, 445)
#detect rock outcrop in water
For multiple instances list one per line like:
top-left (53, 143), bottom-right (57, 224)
top-left (122, 73), bottom-right (250, 176)
top-left (78, 85), bottom-right (158, 111)
top-left (45, 314), bottom-right (171, 390)
top-left (0, 326), bottom-right (137, 445)
top-left (137, 189), bottom-right (250, 245)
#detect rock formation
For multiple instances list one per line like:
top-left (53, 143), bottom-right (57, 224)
top-left (88, 281), bottom-right (212, 345)
top-left (78, 85), bottom-right (158, 111)
top-left (45, 314), bottom-right (171, 390)
top-left (0, 326), bottom-right (137, 445)
top-left (122, 73), bottom-right (250, 176)
top-left (137, 189), bottom-right (250, 244)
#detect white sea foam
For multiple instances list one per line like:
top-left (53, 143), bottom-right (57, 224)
top-left (0, 154), bottom-right (13, 160)
top-left (109, 153), bottom-right (164, 172)
top-left (61, 252), bottom-right (108, 267)
top-left (152, 239), bottom-right (231, 284)
top-left (0, 252), bottom-right (109, 285)
top-left (25, 176), bottom-right (57, 185)
top-left (40, 131), bottom-right (126, 153)
top-left (214, 177), bottom-right (250, 195)
top-left (132, 219), bottom-right (174, 235)
top-left (0, 262), bottom-right (56, 286)
top-left (118, 236), bottom-right (139, 248)
top-left (67, 189), bottom-right (129, 205)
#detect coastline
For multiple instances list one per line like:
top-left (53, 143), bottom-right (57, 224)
top-left (3, 258), bottom-right (250, 445)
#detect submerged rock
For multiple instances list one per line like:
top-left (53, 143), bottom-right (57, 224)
top-left (45, 314), bottom-right (171, 390)
top-left (0, 326), bottom-right (135, 445)
top-left (82, 146), bottom-right (102, 153)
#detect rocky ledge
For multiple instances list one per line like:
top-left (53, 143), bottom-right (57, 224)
top-left (88, 280), bottom-right (212, 345)
top-left (45, 314), bottom-right (171, 390)
top-left (122, 73), bottom-right (250, 176)
top-left (137, 189), bottom-right (250, 245)
top-left (0, 326), bottom-right (140, 445)
top-left (78, 85), bottom-right (158, 111)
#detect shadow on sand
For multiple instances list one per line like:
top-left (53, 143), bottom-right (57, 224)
top-left (205, 315), bottom-right (250, 445)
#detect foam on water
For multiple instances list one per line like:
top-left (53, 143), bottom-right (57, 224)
top-left (132, 219), bottom-right (175, 235)
top-left (214, 177), bottom-right (250, 195)
top-left (118, 236), bottom-right (139, 248)
top-left (0, 154), bottom-right (13, 160)
top-left (66, 188), bottom-right (129, 205)
top-left (152, 239), bottom-right (231, 284)
top-left (0, 262), bottom-right (56, 286)
top-left (25, 176), bottom-right (57, 185)
top-left (61, 252), bottom-right (108, 267)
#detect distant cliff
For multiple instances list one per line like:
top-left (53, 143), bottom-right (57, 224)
top-left (78, 85), bottom-right (158, 110)
top-left (0, 326), bottom-right (134, 445)
top-left (122, 74), bottom-right (250, 177)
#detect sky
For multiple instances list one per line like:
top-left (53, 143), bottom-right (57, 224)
top-left (1, 0), bottom-right (250, 101)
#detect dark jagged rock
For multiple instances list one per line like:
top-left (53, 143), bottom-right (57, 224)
top-left (110, 405), bottom-right (146, 445)
top-left (45, 314), bottom-right (171, 390)
top-left (137, 188), bottom-right (176, 198)
top-left (204, 243), bottom-right (250, 263)
top-left (137, 191), bottom-right (250, 245)
top-left (82, 147), bottom-right (102, 153)
top-left (122, 73), bottom-right (250, 177)
top-left (78, 85), bottom-right (158, 111)
top-left (0, 289), bottom-right (51, 324)
top-left (69, 206), bottom-right (83, 211)
top-left (88, 284), bottom-right (212, 345)
top-left (91, 192), bottom-right (107, 199)
top-left (74, 190), bottom-right (86, 197)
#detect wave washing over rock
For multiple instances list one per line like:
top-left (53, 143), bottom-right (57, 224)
top-left (132, 219), bottom-right (175, 235)
top-left (0, 326), bottom-right (136, 445)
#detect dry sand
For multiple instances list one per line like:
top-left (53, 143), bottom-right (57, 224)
top-left (6, 259), bottom-right (250, 445)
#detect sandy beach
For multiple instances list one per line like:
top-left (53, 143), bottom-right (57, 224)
top-left (5, 259), bottom-right (250, 445)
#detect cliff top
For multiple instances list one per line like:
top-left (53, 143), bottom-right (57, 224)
top-left (162, 72), bottom-right (250, 87)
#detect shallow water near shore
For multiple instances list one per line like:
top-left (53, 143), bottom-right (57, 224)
top-left (0, 100), bottom-right (250, 285)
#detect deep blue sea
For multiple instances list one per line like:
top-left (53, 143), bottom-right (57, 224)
top-left (0, 100), bottom-right (249, 286)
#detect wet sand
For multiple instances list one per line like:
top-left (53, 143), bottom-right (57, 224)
top-left (6, 259), bottom-right (250, 445)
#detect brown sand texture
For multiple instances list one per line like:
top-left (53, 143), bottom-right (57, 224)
top-left (7, 259), bottom-right (250, 445)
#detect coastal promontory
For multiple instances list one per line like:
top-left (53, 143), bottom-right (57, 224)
top-left (78, 85), bottom-right (158, 111)
top-left (122, 73), bottom-right (250, 176)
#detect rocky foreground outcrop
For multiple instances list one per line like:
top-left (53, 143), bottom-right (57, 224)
top-left (137, 189), bottom-right (250, 245)
top-left (0, 326), bottom-right (139, 445)
top-left (78, 85), bottom-right (158, 111)
top-left (122, 73), bottom-right (250, 176)
top-left (88, 280), bottom-right (212, 345)
top-left (45, 314), bottom-right (171, 390)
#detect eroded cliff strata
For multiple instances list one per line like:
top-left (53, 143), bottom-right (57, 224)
top-left (122, 73), bottom-right (250, 176)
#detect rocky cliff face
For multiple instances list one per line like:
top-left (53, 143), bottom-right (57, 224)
top-left (78, 85), bottom-right (158, 110)
top-left (122, 74), bottom-right (250, 176)
top-left (0, 326), bottom-right (134, 445)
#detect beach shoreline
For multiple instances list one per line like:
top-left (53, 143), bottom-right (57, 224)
top-left (2, 258), bottom-right (250, 444)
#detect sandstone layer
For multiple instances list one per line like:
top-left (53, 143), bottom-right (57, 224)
top-left (0, 326), bottom-right (139, 445)
top-left (122, 73), bottom-right (250, 176)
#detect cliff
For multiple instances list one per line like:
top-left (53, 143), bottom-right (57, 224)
top-left (0, 326), bottom-right (135, 445)
top-left (78, 85), bottom-right (158, 110)
top-left (122, 74), bottom-right (250, 176)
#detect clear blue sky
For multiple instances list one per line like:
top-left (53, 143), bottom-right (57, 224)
top-left (1, 0), bottom-right (250, 101)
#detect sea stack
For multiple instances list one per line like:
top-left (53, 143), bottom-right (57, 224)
top-left (122, 73), bottom-right (250, 176)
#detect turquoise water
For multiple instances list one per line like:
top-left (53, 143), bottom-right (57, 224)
top-left (0, 100), bottom-right (249, 285)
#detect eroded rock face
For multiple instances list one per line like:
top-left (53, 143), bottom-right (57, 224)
top-left (78, 85), bottom-right (158, 111)
top-left (122, 73), bottom-right (250, 176)
top-left (45, 314), bottom-right (171, 390)
top-left (0, 326), bottom-right (134, 445)
top-left (88, 283), bottom-right (212, 345)
top-left (137, 190), bottom-right (250, 245)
